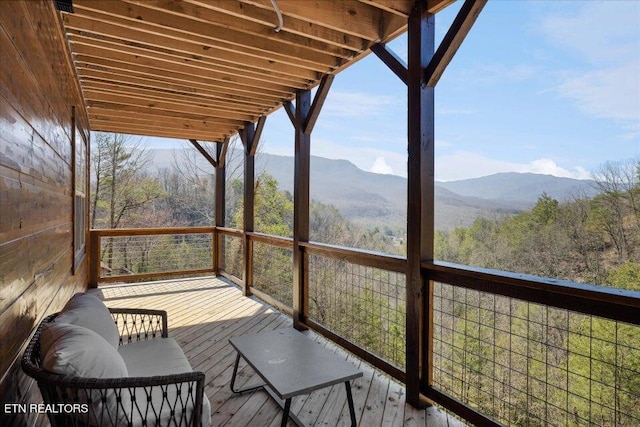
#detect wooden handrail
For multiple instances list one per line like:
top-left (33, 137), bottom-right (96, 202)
top-left (246, 232), bottom-right (293, 248)
top-left (216, 227), bottom-right (244, 237)
top-left (300, 241), bottom-right (406, 273)
top-left (423, 261), bottom-right (640, 325)
top-left (91, 227), bottom-right (215, 236)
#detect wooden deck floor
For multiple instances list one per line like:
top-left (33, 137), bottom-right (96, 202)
top-left (90, 276), bottom-right (465, 427)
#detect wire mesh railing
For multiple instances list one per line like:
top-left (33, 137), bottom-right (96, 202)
top-left (92, 228), bottom-right (215, 283)
top-left (307, 251), bottom-right (407, 370)
top-left (252, 240), bottom-right (293, 308)
top-left (432, 281), bottom-right (640, 426)
top-left (220, 232), bottom-right (243, 281)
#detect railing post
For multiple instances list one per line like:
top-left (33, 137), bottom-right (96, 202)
top-left (89, 230), bottom-right (100, 287)
top-left (406, 0), bottom-right (435, 408)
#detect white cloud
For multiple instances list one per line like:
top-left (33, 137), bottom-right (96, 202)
top-left (324, 91), bottom-right (401, 118)
top-left (539, 2), bottom-right (640, 64)
top-left (435, 151), bottom-right (590, 181)
top-left (557, 62), bottom-right (640, 124)
top-left (370, 156), bottom-right (394, 175)
top-left (538, 2), bottom-right (640, 136)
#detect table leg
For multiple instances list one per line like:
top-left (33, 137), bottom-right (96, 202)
top-left (345, 381), bottom-right (357, 427)
top-left (229, 351), bottom-right (265, 394)
top-left (280, 398), bottom-right (292, 427)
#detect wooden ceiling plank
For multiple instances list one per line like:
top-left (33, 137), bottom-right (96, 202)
top-left (74, 57), bottom-right (287, 99)
top-left (69, 6), bottom-right (332, 73)
top-left (184, 0), bottom-right (369, 52)
top-left (357, 0), bottom-right (412, 17)
top-left (83, 90), bottom-right (257, 121)
top-left (89, 107), bottom-right (245, 129)
top-left (124, 0), bottom-right (357, 59)
top-left (68, 34), bottom-right (309, 89)
top-left (90, 121), bottom-right (229, 141)
top-left (63, 13), bottom-right (320, 81)
top-left (91, 115), bottom-right (230, 136)
top-left (358, 0), bottom-right (453, 16)
top-left (70, 45), bottom-right (298, 96)
top-left (77, 67), bottom-right (279, 107)
top-left (241, 0), bottom-right (406, 43)
top-left (78, 70), bottom-right (273, 108)
top-left (73, 0), bottom-right (342, 68)
top-left (81, 81), bottom-right (263, 114)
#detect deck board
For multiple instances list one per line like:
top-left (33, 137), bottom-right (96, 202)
top-left (90, 276), bottom-right (465, 427)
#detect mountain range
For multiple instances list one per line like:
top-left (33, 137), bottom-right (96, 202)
top-left (149, 148), bottom-right (598, 231)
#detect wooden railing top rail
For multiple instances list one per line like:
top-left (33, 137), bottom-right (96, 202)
top-left (424, 260), bottom-right (640, 325)
top-left (300, 241), bottom-right (406, 273)
top-left (90, 227), bottom-right (216, 237)
top-left (216, 227), bottom-right (244, 237)
top-left (246, 232), bottom-right (293, 248)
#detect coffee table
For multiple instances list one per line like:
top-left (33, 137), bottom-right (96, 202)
top-left (229, 328), bottom-right (363, 427)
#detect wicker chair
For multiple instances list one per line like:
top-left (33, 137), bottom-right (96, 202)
top-left (22, 309), bottom-right (207, 427)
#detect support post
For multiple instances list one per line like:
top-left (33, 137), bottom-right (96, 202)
top-left (242, 122), bottom-right (256, 296)
top-left (292, 89), bottom-right (311, 330)
top-left (215, 139), bottom-right (228, 275)
top-left (406, 1), bottom-right (435, 408)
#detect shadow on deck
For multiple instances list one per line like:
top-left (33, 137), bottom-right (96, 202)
top-left (89, 276), bottom-right (465, 427)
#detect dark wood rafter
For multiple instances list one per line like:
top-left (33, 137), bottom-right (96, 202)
top-left (283, 100), bottom-right (296, 125)
top-left (405, 0), bottom-right (435, 408)
top-left (189, 139), bottom-right (219, 168)
top-left (292, 89), bottom-right (312, 330)
top-left (304, 74), bottom-right (335, 134)
top-left (371, 43), bottom-right (408, 85)
top-left (424, 0), bottom-right (487, 86)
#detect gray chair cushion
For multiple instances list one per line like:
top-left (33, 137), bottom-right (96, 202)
top-left (118, 338), bottom-right (211, 427)
top-left (55, 293), bottom-right (120, 349)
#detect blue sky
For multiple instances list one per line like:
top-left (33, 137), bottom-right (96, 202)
top-left (141, 0), bottom-right (639, 182)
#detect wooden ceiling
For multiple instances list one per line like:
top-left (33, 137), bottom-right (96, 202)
top-left (59, 0), bottom-right (454, 142)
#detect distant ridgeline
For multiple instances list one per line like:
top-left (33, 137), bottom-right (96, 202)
top-left (149, 148), bottom-right (598, 232)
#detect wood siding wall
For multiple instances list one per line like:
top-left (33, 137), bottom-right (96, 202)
top-left (0, 1), bottom-right (90, 425)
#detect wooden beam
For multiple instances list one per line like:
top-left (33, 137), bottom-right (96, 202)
top-left (63, 12), bottom-right (321, 80)
top-left (215, 138), bottom-right (228, 274)
top-left (73, 0), bottom-right (342, 68)
top-left (405, 0), bottom-right (435, 408)
top-left (75, 56), bottom-right (287, 100)
top-left (292, 89), bottom-right (311, 330)
top-left (83, 90), bottom-right (256, 121)
top-left (371, 43), bottom-right (408, 85)
top-left (424, 0), bottom-right (486, 87)
top-left (243, 122), bottom-right (255, 297)
top-left (283, 100), bottom-right (296, 125)
top-left (243, 0), bottom-right (394, 41)
top-left (189, 139), bottom-right (218, 168)
top-left (304, 74), bottom-right (334, 134)
top-left (186, 0), bottom-right (369, 52)
top-left (69, 38), bottom-right (302, 92)
top-left (125, 0), bottom-right (356, 59)
top-left (81, 80), bottom-right (262, 114)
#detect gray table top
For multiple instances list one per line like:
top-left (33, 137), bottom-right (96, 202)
top-left (229, 328), bottom-right (363, 399)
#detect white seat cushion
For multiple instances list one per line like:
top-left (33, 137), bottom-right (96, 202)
top-left (118, 338), bottom-right (192, 377)
top-left (55, 293), bottom-right (120, 349)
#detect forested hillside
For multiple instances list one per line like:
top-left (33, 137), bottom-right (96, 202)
top-left (91, 133), bottom-right (639, 426)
